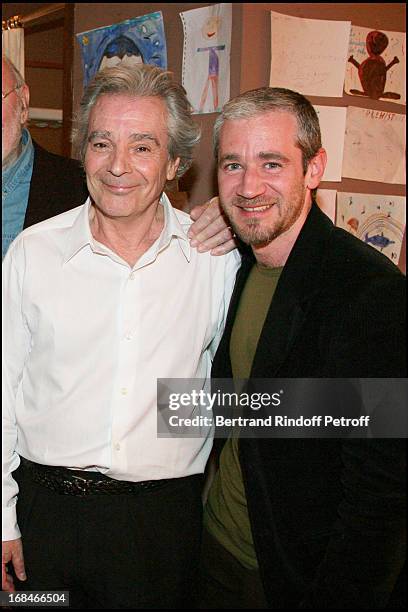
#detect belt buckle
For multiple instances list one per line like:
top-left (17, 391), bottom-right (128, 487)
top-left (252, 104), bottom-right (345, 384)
top-left (68, 473), bottom-right (90, 494)
top-left (71, 474), bottom-right (88, 483)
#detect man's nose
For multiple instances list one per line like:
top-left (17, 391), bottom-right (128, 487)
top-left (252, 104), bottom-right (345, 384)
top-left (107, 146), bottom-right (131, 176)
top-left (237, 167), bottom-right (266, 199)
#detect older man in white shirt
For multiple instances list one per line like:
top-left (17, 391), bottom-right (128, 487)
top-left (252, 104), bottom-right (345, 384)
top-left (2, 64), bottom-right (239, 609)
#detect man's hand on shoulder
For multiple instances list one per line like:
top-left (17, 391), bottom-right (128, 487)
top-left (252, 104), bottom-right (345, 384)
top-left (2, 538), bottom-right (26, 592)
top-left (189, 197), bottom-right (237, 255)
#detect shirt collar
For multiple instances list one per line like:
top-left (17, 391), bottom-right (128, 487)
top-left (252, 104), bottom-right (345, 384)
top-left (2, 128), bottom-right (34, 193)
top-left (63, 192), bottom-right (191, 266)
top-left (156, 192), bottom-right (191, 262)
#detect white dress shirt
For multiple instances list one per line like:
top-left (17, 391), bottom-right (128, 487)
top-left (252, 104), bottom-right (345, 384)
top-left (2, 193), bottom-right (240, 540)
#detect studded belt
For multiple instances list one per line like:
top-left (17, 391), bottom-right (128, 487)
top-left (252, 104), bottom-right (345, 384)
top-left (20, 457), bottom-right (171, 496)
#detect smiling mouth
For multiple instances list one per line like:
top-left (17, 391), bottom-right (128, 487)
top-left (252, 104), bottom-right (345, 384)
top-left (104, 184), bottom-right (134, 191)
top-left (239, 203), bottom-right (274, 213)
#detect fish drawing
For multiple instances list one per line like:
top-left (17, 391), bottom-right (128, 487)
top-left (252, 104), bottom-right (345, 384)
top-left (364, 232), bottom-right (395, 251)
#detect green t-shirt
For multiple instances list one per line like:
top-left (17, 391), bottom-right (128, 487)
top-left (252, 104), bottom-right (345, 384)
top-left (204, 263), bottom-right (283, 569)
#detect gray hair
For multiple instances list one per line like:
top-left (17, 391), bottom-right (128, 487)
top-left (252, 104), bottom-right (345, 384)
top-left (213, 87), bottom-right (321, 173)
top-left (72, 64), bottom-right (200, 178)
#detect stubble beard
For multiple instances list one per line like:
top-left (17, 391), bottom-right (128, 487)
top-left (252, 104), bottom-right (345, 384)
top-left (231, 208), bottom-right (282, 247)
top-left (222, 185), bottom-right (307, 248)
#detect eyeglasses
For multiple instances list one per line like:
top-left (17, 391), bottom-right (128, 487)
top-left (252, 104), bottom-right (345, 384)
top-left (2, 85), bottom-right (21, 100)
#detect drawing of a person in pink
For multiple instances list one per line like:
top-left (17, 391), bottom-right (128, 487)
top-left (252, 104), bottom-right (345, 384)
top-left (197, 15), bottom-right (225, 112)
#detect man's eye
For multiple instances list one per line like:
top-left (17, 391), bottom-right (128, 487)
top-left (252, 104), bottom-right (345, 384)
top-left (265, 162), bottom-right (282, 169)
top-left (224, 163), bottom-right (241, 171)
top-left (92, 142), bottom-right (108, 149)
top-left (135, 145), bottom-right (150, 153)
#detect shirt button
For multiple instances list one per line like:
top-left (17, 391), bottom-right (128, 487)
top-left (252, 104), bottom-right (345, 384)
top-left (114, 443), bottom-right (121, 451)
top-left (125, 333), bottom-right (132, 341)
top-left (120, 387), bottom-right (128, 395)
top-left (130, 272), bottom-right (136, 280)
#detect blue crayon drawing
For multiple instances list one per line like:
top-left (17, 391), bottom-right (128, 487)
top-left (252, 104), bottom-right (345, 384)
top-left (364, 232), bottom-right (395, 251)
top-left (77, 12), bottom-right (167, 88)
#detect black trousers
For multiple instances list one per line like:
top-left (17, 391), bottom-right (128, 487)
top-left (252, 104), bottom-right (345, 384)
top-left (198, 528), bottom-right (268, 609)
top-left (13, 463), bottom-right (203, 609)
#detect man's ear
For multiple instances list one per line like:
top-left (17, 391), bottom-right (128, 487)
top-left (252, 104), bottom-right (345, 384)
top-left (167, 156), bottom-right (181, 182)
top-left (20, 83), bottom-right (30, 125)
top-left (305, 148), bottom-right (327, 190)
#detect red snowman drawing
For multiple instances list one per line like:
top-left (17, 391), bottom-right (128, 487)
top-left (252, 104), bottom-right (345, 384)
top-left (348, 30), bottom-right (400, 100)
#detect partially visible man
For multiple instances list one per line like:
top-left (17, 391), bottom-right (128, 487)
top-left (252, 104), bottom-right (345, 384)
top-left (2, 64), bottom-right (240, 608)
top-left (199, 87), bottom-right (406, 609)
top-left (2, 55), bottom-right (88, 257)
top-left (2, 55), bottom-right (235, 258)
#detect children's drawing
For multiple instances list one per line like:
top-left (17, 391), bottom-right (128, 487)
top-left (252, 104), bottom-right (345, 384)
top-left (269, 12), bottom-right (351, 98)
top-left (76, 12), bottom-right (167, 88)
top-left (180, 4), bottom-right (231, 115)
top-left (313, 106), bottom-right (346, 182)
top-left (348, 31), bottom-right (400, 99)
top-left (343, 107), bottom-right (405, 184)
top-left (345, 26), bottom-right (405, 105)
top-left (336, 192), bottom-right (406, 264)
top-left (197, 16), bottom-right (225, 112)
top-left (98, 36), bottom-right (144, 71)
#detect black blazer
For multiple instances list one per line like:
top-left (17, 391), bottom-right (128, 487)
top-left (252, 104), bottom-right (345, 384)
top-left (212, 204), bottom-right (406, 608)
top-left (23, 141), bottom-right (88, 228)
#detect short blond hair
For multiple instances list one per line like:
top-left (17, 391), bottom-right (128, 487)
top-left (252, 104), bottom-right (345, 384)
top-left (214, 87), bottom-right (321, 174)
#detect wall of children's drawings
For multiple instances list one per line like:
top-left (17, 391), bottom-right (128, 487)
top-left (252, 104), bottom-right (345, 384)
top-left (72, 3), bottom-right (405, 273)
